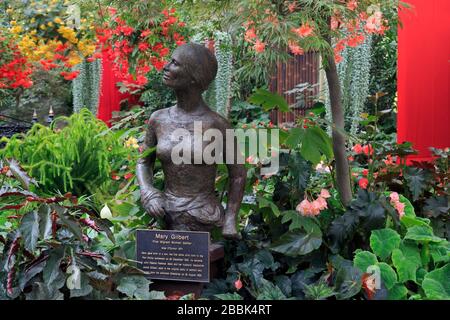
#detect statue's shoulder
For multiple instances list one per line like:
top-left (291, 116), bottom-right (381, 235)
top-left (208, 110), bottom-right (232, 130)
top-left (149, 107), bottom-right (171, 123)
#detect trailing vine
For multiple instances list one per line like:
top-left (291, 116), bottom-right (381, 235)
top-left (72, 59), bottom-right (101, 114)
top-left (325, 33), bottom-right (373, 135)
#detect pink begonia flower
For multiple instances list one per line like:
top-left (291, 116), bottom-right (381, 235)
top-left (320, 189), bottom-right (331, 199)
top-left (254, 39), bottom-right (266, 53)
top-left (389, 192), bottom-right (400, 203)
top-left (311, 200), bottom-right (322, 216)
top-left (297, 199), bottom-right (313, 217)
top-left (316, 197), bottom-right (328, 211)
top-left (395, 201), bottom-right (405, 217)
top-left (347, 0), bottom-right (358, 11)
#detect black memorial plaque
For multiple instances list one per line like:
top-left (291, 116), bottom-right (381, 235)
top-left (136, 230), bottom-right (210, 283)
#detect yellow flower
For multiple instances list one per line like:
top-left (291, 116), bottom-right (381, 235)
top-left (54, 17), bottom-right (63, 24)
top-left (10, 20), bottom-right (17, 26)
top-left (6, 9), bottom-right (13, 14)
top-left (124, 137), bottom-right (139, 149)
top-left (10, 26), bottom-right (23, 34)
top-left (40, 24), bottom-right (47, 30)
top-left (47, 21), bottom-right (54, 27)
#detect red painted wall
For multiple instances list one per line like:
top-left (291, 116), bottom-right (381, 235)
top-left (398, 0), bottom-right (450, 161)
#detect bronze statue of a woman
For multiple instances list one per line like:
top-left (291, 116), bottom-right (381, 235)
top-left (136, 43), bottom-right (246, 239)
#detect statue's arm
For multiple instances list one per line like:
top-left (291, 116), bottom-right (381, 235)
top-left (222, 121), bottom-right (247, 239)
top-left (136, 115), bottom-right (165, 217)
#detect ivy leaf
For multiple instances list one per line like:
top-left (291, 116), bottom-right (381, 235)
top-left (422, 264), bottom-right (450, 300)
top-left (248, 89), bottom-right (289, 112)
top-left (392, 244), bottom-right (421, 283)
top-left (404, 167), bottom-right (428, 201)
top-left (370, 229), bottom-right (401, 260)
top-left (353, 250), bottom-right (378, 273)
top-left (20, 211), bottom-right (40, 252)
top-left (405, 226), bottom-right (445, 243)
top-left (270, 229), bottom-right (322, 257)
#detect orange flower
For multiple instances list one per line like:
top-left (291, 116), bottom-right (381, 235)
top-left (292, 23), bottom-right (314, 38)
top-left (254, 39), bottom-right (265, 53)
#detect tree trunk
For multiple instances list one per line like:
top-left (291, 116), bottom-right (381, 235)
top-left (323, 50), bottom-right (353, 207)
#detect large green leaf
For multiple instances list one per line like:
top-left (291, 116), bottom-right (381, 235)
top-left (335, 265), bottom-right (362, 300)
top-left (70, 273), bottom-right (93, 298)
top-left (43, 248), bottom-right (65, 290)
top-left (388, 284), bottom-right (408, 300)
top-left (270, 229), bottom-right (322, 257)
top-left (281, 211), bottom-right (322, 234)
top-left (370, 229), bottom-right (401, 260)
top-left (300, 127), bottom-right (333, 165)
top-left (20, 211), bottom-right (40, 252)
top-left (405, 226), bottom-right (445, 243)
top-left (38, 204), bottom-right (52, 240)
top-left (256, 279), bottom-right (287, 300)
top-left (285, 128), bottom-right (303, 149)
top-left (378, 262), bottom-right (397, 290)
top-left (248, 89), bottom-right (289, 112)
top-left (258, 197), bottom-right (280, 217)
top-left (353, 250), bottom-right (378, 273)
top-left (392, 244), bottom-right (421, 283)
top-left (117, 275), bottom-right (151, 300)
top-left (422, 264), bottom-right (450, 300)
top-left (215, 293), bottom-right (244, 300)
top-left (25, 282), bottom-right (63, 300)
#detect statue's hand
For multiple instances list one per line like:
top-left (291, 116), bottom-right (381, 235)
top-left (141, 189), bottom-right (165, 218)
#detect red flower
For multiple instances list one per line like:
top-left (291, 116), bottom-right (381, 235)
top-left (362, 144), bottom-right (373, 156)
top-left (138, 42), bottom-right (150, 51)
top-left (352, 144), bottom-right (363, 154)
top-left (254, 39), bottom-right (266, 53)
top-left (358, 178), bottom-right (369, 189)
top-left (60, 70), bottom-right (80, 80)
top-left (124, 173), bottom-right (134, 180)
top-left (362, 169), bottom-right (369, 176)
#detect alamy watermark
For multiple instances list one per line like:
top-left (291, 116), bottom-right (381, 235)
top-left (170, 121), bottom-right (280, 175)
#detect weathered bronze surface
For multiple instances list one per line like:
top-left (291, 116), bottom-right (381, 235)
top-left (137, 43), bottom-right (246, 239)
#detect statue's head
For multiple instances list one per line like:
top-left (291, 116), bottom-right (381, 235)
top-left (162, 42), bottom-right (218, 93)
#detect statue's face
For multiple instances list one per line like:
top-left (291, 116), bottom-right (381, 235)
top-left (162, 48), bottom-right (193, 90)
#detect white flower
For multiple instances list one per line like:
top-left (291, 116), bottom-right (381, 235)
top-left (100, 204), bottom-right (113, 220)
